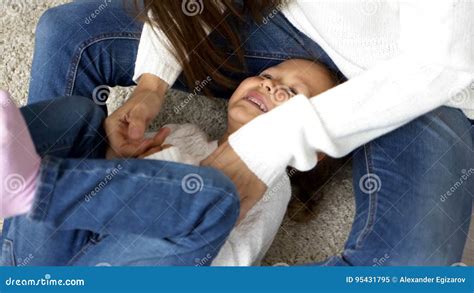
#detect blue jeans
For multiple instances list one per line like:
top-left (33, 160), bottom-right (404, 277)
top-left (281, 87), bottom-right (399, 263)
top-left (1, 97), bottom-right (239, 266)
top-left (23, 0), bottom-right (474, 265)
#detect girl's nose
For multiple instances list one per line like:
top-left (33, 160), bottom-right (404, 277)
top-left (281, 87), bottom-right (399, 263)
top-left (261, 78), bottom-right (276, 94)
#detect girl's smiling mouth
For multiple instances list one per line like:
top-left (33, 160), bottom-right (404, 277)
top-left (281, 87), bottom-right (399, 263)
top-left (243, 91), bottom-right (269, 113)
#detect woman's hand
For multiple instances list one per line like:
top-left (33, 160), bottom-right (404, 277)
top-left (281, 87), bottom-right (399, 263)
top-left (201, 141), bottom-right (267, 222)
top-left (104, 74), bottom-right (169, 158)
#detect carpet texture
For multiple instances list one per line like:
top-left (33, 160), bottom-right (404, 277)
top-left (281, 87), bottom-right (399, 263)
top-left (0, 1), bottom-right (471, 266)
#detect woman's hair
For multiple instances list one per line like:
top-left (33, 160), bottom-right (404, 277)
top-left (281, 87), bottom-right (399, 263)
top-left (134, 0), bottom-right (284, 94)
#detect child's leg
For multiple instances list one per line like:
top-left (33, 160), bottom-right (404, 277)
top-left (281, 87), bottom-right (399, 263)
top-left (1, 95), bottom-right (238, 266)
top-left (0, 91), bottom-right (109, 218)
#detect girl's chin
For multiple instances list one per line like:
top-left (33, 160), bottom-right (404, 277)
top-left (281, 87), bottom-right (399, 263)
top-left (228, 112), bottom-right (259, 128)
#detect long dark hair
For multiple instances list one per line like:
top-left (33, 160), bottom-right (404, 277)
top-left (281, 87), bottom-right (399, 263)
top-left (135, 0), bottom-right (284, 94)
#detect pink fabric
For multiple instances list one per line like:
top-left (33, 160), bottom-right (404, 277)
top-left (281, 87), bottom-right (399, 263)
top-left (0, 90), bottom-right (40, 218)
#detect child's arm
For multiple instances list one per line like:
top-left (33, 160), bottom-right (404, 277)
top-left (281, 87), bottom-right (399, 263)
top-left (212, 175), bottom-right (292, 266)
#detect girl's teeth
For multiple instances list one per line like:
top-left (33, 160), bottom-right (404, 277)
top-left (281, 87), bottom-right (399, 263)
top-left (246, 96), bottom-right (267, 112)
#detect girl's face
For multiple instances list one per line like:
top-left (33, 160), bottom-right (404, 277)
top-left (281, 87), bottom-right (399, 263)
top-left (226, 59), bottom-right (337, 133)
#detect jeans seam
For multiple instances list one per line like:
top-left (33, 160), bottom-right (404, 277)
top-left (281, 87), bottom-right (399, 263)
top-left (27, 156), bottom-right (60, 222)
top-left (58, 168), bottom-right (237, 195)
top-left (1, 239), bottom-right (16, 266)
top-left (66, 33), bottom-right (141, 96)
top-left (355, 143), bottom-right (378, 248)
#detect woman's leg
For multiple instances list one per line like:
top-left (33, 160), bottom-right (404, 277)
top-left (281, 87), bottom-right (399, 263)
top-left (1, 97), bottom-right (238, 266)
top-left (29, 1), bottom-right (343, 104)
top-left (322, 107), bottom-right (473, 266)
top-left (28, 0), bottom-right (143, 104)
top-left (219, 12), bottom-right (473, 265)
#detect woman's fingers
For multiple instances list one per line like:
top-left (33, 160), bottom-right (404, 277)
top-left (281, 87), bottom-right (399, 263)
top-left (127, 105), bottom-right (149, 141)
top-left (151, 127), bottom-right (171, 145)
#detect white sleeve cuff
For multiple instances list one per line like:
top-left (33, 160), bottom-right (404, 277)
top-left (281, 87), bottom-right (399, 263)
top-left (229, 95), bottom-right (322, 186)
top-left (133, 21), bottom-right (182, 86)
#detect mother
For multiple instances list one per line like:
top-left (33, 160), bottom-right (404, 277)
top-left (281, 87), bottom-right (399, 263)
top-left (28, 0), bottom-right (473, 265)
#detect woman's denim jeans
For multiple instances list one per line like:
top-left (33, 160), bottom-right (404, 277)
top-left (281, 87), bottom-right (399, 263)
top-left (6, 0), bottom-right (474, 266)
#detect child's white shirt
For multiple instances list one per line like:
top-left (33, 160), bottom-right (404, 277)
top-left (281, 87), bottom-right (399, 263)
top-left (145, 124), bottom-right (291, 266)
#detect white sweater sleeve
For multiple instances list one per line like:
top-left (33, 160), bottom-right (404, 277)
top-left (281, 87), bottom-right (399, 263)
top-left (133, 20), bottom-right (183, 85)
top-left (229, 1), bottom-right (474, 186)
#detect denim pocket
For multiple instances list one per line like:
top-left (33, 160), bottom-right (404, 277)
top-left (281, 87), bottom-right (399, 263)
top-left (1, 239), bottom-right (16, 266)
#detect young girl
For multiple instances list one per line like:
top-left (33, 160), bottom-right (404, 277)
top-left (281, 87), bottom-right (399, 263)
top-left (1, 59), bottom-right (337, 266)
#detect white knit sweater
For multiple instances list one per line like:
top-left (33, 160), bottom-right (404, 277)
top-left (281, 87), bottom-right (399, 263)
top-left (134, 1), bottom-right (474, 186)
top-left (145, 124), bottom-right (291, 266)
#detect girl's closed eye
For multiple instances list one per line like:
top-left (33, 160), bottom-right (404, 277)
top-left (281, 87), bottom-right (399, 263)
top-left (260, 72), bottom-right (298, 97)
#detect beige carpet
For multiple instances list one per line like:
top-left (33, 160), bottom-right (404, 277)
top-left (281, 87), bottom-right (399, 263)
top-left (0, 1), bottom-right (472, 266)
